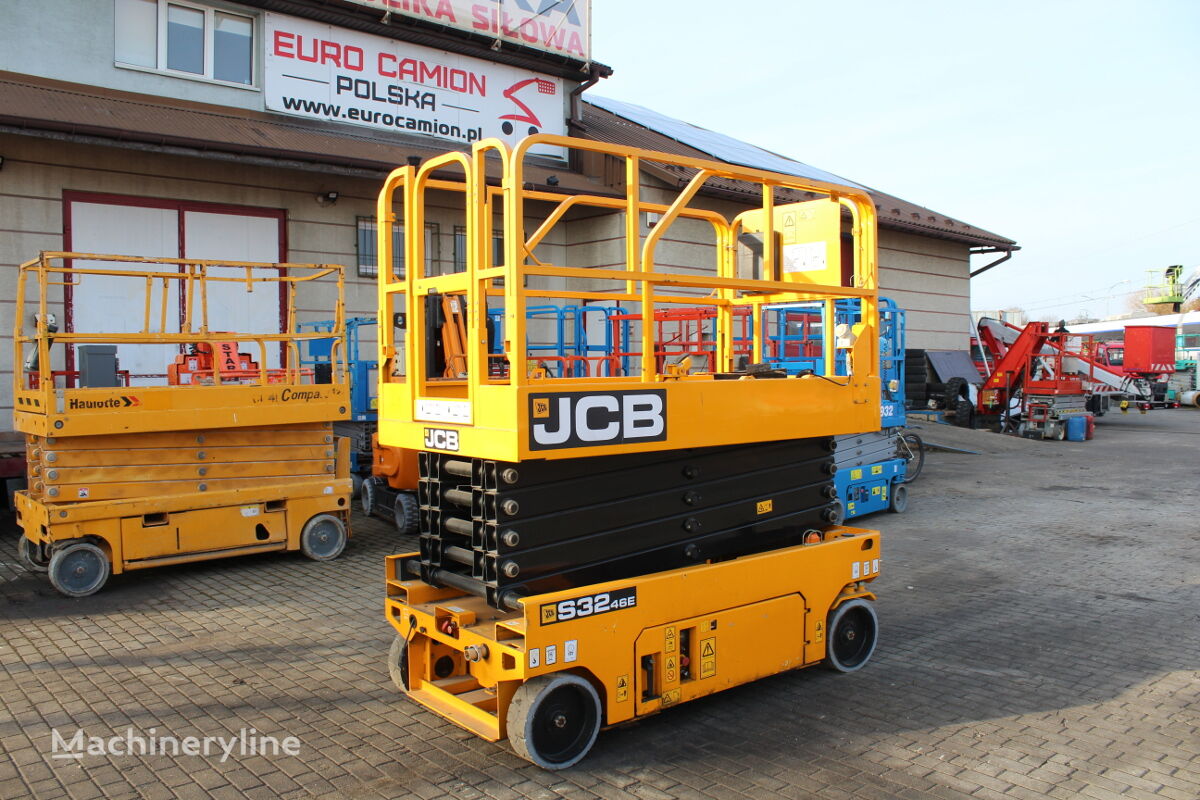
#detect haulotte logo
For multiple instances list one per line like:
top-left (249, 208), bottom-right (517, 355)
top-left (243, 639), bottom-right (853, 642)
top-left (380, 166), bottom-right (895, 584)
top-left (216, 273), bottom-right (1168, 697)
top-left (50, 727), bottom-right (301, 762)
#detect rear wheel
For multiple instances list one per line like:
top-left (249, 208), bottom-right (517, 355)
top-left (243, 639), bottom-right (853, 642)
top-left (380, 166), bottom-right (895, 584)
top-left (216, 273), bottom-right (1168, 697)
top-left (824, 598), bottom-right (878, 673)
top-left (361, 477), bottom-right (377, 517)
top-left (300, 514), bottom-right (347, 561)
top-left (394, 492), bottom-right (420, 535)
top-left (17, 536), bottom-right (49, 573)
top-left (48, 542), bottom-right (110, 597)
top-left (888, 483), bottom-right (908, 513)
top-left (507, 674), bottom-right (602, 770)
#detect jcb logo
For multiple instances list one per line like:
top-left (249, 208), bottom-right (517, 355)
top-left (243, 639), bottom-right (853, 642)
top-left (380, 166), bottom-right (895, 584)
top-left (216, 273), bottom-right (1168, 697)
top-left (528, 391), bottom-right (666, 450)
top-left (423, 428), bottom-right (459, 451)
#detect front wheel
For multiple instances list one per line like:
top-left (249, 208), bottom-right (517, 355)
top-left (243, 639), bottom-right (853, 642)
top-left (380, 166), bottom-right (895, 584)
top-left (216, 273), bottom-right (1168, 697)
top-left (48, 541), bottom-right (110, 597)
top-left (300, 514), bottom-right (347, 561)
top-left (507, 674), bottom-right (602, 770)
top-left (888, 483), bottom-right (908, 513)
top-left (824, 598), bottom-right (878, 673)
top-left (387, 634), bottom-right (410, 693)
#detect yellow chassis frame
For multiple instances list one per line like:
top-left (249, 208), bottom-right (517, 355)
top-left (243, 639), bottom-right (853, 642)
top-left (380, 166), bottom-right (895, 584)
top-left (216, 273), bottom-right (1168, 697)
top-left (16, 445), bottom-right (350, 575)
top-left (385, 528), bottom-right (879, 742)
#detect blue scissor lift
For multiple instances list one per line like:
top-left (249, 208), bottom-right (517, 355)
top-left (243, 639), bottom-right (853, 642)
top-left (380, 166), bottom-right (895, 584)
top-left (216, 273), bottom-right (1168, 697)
top-left (299, 317), bottom-right (378, 496)
top-left (763, 297), bottom-right (920, 521)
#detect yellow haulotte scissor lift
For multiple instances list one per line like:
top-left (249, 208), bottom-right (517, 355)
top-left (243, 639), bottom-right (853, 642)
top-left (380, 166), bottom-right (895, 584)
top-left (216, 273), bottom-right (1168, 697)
top-left (380, 136), bottom-right (884, 768)
top-left (12, 253), bottom-right (353, 597)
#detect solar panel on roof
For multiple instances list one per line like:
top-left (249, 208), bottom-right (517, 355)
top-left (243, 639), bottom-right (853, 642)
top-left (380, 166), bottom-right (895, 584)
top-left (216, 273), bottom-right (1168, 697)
top-left (587, 95), bottom-right (862, 189)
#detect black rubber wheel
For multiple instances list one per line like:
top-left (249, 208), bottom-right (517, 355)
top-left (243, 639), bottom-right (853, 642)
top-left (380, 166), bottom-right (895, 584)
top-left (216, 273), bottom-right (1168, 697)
top-left (394, 492), bottom-right (419, 535)
top-left (824, 599), bottom-right (878, 673)
top-left (898, 433), bottom-right (924, 483)
top-left (361, 477), bottom-right (377, 517)
top-left (507, 674), bottom-right (602, 770)
top-left (387, 634), bottom-right (411, 693)
top-left (888, 483), bottom-right (908, 513)
top-left (350, 472), bottom-right (364, 500)
top-left (954, 399), bottom-right (975, 428)
top-left (17, 536), bottom-right (50, 573)
top-left (47, 542), bottom-right (110, 597)
top-left (300, 514), bottom-right (347, 561)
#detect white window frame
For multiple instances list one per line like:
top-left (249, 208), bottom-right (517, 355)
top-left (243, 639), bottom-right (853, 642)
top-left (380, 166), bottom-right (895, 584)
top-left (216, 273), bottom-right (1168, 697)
top-left (116, 0), bottom-right (257, 88)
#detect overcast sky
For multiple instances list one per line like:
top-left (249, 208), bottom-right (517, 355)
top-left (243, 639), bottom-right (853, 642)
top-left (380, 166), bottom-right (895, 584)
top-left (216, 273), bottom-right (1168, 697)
top-left (589, 1), bottom-right (1199, 320)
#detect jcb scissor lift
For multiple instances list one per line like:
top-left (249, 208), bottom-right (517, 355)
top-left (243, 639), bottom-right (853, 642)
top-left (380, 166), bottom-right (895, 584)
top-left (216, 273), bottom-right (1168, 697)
top-left (381, 136), bottom-right (884, 768)
top-left (12, 253), bottom-right (353, 596)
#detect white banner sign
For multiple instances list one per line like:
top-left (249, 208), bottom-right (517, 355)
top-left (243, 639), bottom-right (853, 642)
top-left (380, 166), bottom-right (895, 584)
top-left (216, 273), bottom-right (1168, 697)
top-left (265, 13), bottom-right (567, 156)
top-left (337, 0), bottom-right (589, 61)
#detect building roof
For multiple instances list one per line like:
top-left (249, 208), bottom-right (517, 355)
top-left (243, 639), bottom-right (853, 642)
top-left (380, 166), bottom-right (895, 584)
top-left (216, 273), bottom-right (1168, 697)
top-left (580, 98), bottom-right (1017, 250)
top-left (0, 70), bottom-right (1016, 250)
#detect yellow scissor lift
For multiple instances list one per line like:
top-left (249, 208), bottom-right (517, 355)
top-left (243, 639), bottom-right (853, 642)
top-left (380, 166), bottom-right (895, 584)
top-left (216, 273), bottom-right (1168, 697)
top-left (381, 136), bottom-right (883, 767)
top-left (12, 253), bottom-right (353, 597)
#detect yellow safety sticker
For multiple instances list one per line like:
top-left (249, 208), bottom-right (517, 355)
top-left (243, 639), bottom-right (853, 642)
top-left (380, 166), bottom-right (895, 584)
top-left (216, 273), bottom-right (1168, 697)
top-left (814, 620), bottom-right (824, 642)
top-left (616, 674), bottom-right (630, 702)
top-left (851, 468), bottom-right (862, 480)
top-left (665, 655), bottom-right (678, 683)
top-left (871, 486), bottom-right (880, 495)
top-left (847, 502), bottom-right (856, 512)
top-left (664, 626), bottom-right (676, 652)
top-left (700, 637), bottom-right (716, 678)
top-left (756, 499), bottom-right (773, 514)
top-left (661, 688), bottom-right (681, 707)
top-left (871, 464), bottom-right (883, 475)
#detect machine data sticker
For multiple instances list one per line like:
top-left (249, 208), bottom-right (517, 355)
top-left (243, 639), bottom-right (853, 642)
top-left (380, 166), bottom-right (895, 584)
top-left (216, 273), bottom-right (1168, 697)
top-left (539, 586), bottom-right (637, 625)
top-left (783, 241), bottom-right (827, 273)
top-left (240, 506), bottom-right (260, 517)
top-left (529, 391), bottom-right (666, 450)
top-left (415, 398), bottom-right (472, 425)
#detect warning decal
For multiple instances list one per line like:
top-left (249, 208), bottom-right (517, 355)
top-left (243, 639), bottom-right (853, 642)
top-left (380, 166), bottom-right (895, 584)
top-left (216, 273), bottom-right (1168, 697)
top-left (699, 637), bottom-right (716, 679)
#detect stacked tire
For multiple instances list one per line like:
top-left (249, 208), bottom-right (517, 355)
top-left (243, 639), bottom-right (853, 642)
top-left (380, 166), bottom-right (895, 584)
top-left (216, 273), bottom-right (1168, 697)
top-left (905, 349), bottom-right (945, 409)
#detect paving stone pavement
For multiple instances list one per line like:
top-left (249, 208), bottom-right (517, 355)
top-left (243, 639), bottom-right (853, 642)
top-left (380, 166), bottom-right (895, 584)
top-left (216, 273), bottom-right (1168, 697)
top-left (1, 411), bottom-right (1197, 800)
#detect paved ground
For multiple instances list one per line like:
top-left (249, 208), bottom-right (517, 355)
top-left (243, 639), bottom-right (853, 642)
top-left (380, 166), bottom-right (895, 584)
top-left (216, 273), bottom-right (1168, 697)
top-left (1, 410), bottom-right (1198, 800)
